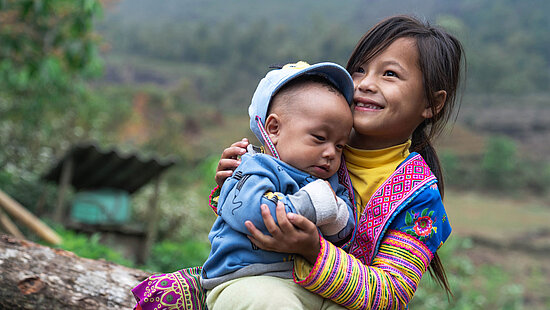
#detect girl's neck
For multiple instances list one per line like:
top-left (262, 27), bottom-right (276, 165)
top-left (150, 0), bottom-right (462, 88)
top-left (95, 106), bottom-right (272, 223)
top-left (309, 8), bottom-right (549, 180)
top-left (348, 131), bottom-right (411, 151)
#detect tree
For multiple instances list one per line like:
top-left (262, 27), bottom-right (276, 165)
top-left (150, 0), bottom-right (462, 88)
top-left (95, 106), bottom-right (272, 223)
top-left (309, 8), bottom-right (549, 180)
top-left (0, 0), bottom-right (104, 173)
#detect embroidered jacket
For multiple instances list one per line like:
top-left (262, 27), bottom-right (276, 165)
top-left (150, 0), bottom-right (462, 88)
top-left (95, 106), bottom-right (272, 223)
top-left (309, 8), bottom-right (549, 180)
top-left (201, 153), bottom-right (355, 289)
top-left (293, 153), bottom-right (451, 309)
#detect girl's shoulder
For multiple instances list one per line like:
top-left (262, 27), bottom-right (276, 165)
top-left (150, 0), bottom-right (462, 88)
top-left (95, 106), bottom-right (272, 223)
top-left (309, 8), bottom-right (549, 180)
top-left (390, 182), bottom-right (451, 254)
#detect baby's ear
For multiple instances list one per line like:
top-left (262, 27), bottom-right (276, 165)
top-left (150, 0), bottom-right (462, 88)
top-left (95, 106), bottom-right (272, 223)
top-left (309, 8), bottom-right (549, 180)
top-left (264, 114), bottom-right (281, 145)
top-left (422, 90), bottom-right (447, 119)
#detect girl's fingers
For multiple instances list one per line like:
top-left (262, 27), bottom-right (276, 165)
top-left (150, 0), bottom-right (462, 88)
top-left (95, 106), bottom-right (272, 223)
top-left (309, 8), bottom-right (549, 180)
top-left (286, 212), bottom-right (316, 232)
top-left (222, 138), bottom-right (249, 159)
top-left (217, 158), bottom-right (241, 171)
top-left (220, 146), bottom-right (246, 161)
top-left (230, 138), bottom-right (249, 148)
top-left (260, 204), bottom-right (282, 238)
top-left (274, 202), bottom-right (294, 233)
top-left (215, 170), bottom-right (234, 187)
top-left (215, 138), bottom-right (248, 186)
top-left (245, 220), bottom-right (274, 250)
top-left (215, 158), bottom-right (240, 186)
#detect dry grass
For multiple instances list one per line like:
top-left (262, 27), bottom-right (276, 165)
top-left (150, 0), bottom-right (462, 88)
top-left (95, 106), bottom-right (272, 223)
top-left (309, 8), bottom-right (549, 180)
top-left (445, 190), bottom-right (550, 241)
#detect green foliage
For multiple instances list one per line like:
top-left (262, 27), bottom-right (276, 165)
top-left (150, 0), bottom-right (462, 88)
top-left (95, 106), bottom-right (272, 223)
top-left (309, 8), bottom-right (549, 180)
top-left (0, 169), bottom-right (57, 215)
top-left (54, 226), bottom-right (133, 267)
top-left (0, 0), bottom-right (106, 180)
top-left (411, 237), bottom-right (524, 309)
top-left (517, 161), bottom-right (550, 195)
top-left (145, 239), bottom-right (210, 273)
top-left (481, 136), bottom-right (518, 190)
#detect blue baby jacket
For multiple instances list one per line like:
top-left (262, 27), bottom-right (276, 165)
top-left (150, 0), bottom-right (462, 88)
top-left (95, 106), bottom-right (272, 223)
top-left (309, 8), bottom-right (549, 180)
top-left (201, 153), bottom-right (354, 289)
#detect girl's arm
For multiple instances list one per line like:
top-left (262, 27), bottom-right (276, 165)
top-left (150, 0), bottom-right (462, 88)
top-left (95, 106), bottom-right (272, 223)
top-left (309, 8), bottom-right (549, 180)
top-left (294, 230), bottom-right (430, 310)
top-left (247, 196), bottom-right (449, 310)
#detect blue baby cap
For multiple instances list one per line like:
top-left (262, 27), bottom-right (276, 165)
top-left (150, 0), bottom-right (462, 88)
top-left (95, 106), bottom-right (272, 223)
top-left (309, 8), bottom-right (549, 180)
top-left (248, 61), bottom-right (354, 158)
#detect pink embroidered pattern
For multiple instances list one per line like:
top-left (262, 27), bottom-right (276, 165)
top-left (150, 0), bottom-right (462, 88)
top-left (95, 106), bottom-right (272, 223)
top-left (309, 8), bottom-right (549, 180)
top-left (132, 267), bottom-right (206, 310)
top-left (349, 154), bottom-right (435, 265)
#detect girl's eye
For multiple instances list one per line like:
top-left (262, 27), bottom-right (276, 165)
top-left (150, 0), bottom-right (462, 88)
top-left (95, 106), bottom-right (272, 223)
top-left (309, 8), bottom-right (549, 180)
top-left (356, 67), bottom-right (365, 74)
top-left (336, 144), bottom-right (344, 151)
top-left (313, 135), bottom-right (326, 142)
top-left (383, 70), bottom-right (398, 77)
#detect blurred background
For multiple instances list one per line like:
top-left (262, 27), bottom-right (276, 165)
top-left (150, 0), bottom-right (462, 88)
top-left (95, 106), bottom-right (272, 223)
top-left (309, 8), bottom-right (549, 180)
top-left (0, 0), bottom-right (549, 308)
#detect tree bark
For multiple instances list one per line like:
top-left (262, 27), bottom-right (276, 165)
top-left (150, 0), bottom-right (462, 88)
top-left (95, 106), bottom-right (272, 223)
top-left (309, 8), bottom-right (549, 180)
top-left (0, 234), bottom-right (151, 309)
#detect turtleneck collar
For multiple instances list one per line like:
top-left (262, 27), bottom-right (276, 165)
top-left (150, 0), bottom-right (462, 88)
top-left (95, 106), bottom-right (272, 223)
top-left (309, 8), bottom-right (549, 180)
top-left (344, 140), bottom-right (411, 169)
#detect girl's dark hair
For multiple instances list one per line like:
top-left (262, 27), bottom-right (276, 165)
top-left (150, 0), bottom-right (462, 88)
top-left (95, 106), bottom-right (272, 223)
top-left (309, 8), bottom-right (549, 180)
top-left (346, 15), bottom-right (465, 296)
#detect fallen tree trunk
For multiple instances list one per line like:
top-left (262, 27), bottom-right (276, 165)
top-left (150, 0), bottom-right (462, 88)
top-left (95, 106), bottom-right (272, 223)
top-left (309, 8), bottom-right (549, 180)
top-left (0, 234), bottom-right (151, 309)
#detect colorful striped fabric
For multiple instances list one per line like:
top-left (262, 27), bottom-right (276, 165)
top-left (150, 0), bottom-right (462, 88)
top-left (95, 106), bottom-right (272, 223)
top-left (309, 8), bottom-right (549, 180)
top-left (294, 230), bottom-right (432, 309)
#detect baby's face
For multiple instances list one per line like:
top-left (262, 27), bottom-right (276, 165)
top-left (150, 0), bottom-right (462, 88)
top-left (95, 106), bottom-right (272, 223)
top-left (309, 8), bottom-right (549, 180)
top-left (272, 84), bottom-right (353, 179)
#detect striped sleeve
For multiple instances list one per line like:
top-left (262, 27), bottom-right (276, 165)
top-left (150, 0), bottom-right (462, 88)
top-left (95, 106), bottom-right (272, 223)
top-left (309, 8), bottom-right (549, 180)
top-left (293, 229), bottom-right (433, 309)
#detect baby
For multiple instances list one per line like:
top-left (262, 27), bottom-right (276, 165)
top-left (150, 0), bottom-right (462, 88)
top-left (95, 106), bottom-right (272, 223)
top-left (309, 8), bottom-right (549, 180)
top-left (201, 62), bottom-right (355, 294)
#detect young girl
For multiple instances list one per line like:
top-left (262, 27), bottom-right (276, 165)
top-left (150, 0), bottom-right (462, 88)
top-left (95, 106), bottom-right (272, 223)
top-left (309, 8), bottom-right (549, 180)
top-left (132, 15), bottom-right (464, 309)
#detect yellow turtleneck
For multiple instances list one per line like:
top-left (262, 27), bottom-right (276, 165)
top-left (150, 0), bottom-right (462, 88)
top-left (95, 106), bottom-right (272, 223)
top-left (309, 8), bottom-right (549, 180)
top-left (343, 140), bottom-right (411, 215)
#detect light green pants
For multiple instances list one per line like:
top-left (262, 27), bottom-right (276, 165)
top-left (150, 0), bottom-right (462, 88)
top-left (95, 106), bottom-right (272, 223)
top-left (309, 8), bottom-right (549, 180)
top-left (206, 276), bottom-right (346, 310)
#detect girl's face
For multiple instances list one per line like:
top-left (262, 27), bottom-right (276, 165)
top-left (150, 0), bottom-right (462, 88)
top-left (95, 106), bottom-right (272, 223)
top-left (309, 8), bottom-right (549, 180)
top-left (349, 37), bottom-right (433, 150)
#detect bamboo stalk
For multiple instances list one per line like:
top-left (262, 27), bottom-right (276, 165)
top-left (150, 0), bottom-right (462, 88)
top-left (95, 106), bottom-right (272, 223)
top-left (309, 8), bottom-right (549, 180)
top-left (0, 208), bottom-right (25, 240)
top-left (0, 189), bottom-right (62, 245)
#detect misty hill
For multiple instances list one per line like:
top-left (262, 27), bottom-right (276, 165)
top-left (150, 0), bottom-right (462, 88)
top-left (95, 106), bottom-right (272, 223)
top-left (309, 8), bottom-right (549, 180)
top-left (98, 0), bottom-right (550, 96)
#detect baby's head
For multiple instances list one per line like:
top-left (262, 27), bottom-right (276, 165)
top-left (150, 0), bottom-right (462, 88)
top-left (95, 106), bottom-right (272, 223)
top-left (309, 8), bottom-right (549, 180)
top-left (249, 62), bottom-right (354, 179)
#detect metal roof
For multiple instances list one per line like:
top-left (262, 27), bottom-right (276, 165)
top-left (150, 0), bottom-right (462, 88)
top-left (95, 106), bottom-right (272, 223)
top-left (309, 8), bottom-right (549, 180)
top-left (43, 143), bottom-right (176, 194)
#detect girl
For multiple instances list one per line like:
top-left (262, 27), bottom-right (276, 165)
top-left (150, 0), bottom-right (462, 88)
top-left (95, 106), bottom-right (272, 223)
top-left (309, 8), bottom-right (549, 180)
top-left (133, 15), bottom-right (464, 309)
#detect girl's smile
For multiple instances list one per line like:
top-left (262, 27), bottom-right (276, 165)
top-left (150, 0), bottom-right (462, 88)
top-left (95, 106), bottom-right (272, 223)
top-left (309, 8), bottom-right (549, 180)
top-left (354, 97), bottom-right (384, 110)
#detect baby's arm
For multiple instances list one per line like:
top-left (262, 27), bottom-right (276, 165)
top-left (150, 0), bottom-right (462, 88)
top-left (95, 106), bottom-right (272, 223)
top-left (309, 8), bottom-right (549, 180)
top-left (213, 143), bottom-right (352, 242)
top-left (288, 179), bottom-right (353, 244)
top-left (218, 169), bottom-right (348, 241)
top-left (217, 157), bottom-right (331, 235)
top-left (317, 174), bottom-right (355, 244)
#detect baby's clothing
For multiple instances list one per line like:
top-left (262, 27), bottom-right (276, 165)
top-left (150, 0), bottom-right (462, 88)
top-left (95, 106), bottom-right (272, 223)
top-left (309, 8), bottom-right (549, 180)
top-left (201, 152), bottom-right (354, 289)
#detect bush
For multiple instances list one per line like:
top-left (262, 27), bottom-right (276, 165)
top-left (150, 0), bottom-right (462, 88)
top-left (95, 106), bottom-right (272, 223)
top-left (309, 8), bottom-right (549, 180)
top-left (481, 136), bottom-right (518, 190)
top-left (440, 150), bottom-right (482, 189)
top-left (145, 239), bottom-right (210, 273)
top-left (53, 227), bottom-right (133, 267)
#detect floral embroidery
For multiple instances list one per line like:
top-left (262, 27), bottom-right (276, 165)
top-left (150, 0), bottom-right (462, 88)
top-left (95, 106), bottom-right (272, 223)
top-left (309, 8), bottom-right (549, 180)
top-left (401, 208), bottom-right (437, 241)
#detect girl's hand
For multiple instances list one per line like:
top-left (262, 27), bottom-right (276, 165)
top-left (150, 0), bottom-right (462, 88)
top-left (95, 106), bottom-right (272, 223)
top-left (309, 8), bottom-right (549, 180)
top-left (245, 201), bottom-right (321, 264)
top-left (215, 138), bottom-right (249, 187)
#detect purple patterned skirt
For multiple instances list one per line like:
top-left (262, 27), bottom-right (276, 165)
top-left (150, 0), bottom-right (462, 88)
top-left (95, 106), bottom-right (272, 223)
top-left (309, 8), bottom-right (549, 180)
top-left (132, 266), bottom-right (207, 310)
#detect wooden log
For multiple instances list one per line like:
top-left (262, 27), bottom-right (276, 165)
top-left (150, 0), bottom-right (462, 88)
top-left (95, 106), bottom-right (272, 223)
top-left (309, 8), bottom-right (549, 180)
top-left (0, 189), bottom-right (62, 245)
top-left (0, 234), bottom-right (151, 309)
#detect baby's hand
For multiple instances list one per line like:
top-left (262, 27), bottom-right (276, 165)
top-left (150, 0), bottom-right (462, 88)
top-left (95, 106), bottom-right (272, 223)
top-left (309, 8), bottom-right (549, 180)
top-left (215, 138), bottom-right (249, 187)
